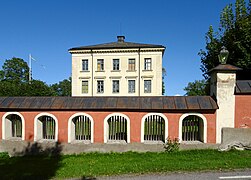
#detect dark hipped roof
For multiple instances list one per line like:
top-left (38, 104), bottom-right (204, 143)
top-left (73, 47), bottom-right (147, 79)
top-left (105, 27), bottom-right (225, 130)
top-left (207, 64), bottom-right (242, 74)
top-left (0, 96), bottom-right (218, 112)
top-left (235, 80), bottom-right (251, 94)
top-left (68, 36), bottom-right (165, 51)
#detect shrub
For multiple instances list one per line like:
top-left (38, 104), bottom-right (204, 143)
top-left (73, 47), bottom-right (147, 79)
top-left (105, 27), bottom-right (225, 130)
top-left (163, 137), bottom-right (180, 153)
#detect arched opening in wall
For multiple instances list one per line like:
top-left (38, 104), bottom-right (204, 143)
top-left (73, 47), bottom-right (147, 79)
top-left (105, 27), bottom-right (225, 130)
top-left (143, 114), bottom-right (165, 143)
top-left (107, 115), bottom-right (128, 143)
top-left (72, 115), bottom-right (91, 142)
top-left (3, 114), bottom-right (22, 140)
top-left (36, 115), bottom-right (56, 141)
top-left (182, 115), bottom-right (204, 142)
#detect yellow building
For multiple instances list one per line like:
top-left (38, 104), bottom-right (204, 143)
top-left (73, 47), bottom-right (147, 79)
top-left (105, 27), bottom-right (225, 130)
top-left (69, 36), bottom-right (165, 96)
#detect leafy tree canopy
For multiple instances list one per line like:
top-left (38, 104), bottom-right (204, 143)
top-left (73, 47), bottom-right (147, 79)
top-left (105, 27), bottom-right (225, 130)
top-left (0, 57), bottom-right (29, 83)
top-left (162, 67), bottom-right (166, 95)
top-left (0, 57), bottom-right (71, 96)
top-left (51, 77), bottom-right (71, 96)
top-left (185, 0), bottom-right (251, 96)
top-left (199, 0), bottom-right (251, 79)
top-left (184, 80), bottom-right (208, 96)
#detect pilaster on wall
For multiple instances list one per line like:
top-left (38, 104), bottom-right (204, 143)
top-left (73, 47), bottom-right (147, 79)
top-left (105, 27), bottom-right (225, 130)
top-left (209, 64), bottom-right (241, 144)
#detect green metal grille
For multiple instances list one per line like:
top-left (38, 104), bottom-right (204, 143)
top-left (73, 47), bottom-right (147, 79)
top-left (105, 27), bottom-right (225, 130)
top-left (144, 115), bottom-right (165, 142)
top-left (182, 115), bottom-right (203, 142)
top-left (11, 114), bottom-right (22, 138)
top-left (73, 115), bottom-right (91, 141)
top-left (41, 116), bottom-right (55, 140)
top-left (108, 116), bottom-right (127, 142)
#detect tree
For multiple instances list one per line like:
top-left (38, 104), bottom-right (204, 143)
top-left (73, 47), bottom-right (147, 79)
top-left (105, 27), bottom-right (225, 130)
top-left (21, 80), bottom-right (56, 96)
top-left (0, 57), bottom-right (29, 83)
top-left (199, 0), bottom-right (251, 79)
top-left (184, 80), bottom-right (208, 96)
top-left (0, 57), bottom-right (55, 96)
top-left (186, 0), bottom-right (251, 96)
top-left (162, 67), bottom-right (166, 95)
top-left (50, 77), bottom-right (71, 96)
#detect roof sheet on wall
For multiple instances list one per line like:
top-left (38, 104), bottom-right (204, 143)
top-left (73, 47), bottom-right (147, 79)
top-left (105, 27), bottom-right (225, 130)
top-left (236, 80), bottom-right (251, 94)
top-left (0, 96), bottom-right (218, 112)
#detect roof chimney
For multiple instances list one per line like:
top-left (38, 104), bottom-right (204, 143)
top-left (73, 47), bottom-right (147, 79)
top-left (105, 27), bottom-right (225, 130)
top-left (117, 36), bottom-right (125, 42)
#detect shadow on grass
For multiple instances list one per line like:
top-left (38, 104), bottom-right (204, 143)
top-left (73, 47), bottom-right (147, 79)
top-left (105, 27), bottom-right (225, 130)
top-left (0, 142), bottom-right (62, 179)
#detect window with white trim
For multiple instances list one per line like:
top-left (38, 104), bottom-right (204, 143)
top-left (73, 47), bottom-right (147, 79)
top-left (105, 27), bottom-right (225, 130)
top-left (97, 59), bottom-right (104, 71)
top-left (97, 80), bottom-right (104, 93)
top-left (144, 114), bottom-right (165, 142)
top-left (113, 59), bottom-right (120, 70)
top-left (4, 114), bottom-right (22, 139)
top-left (128, 80), bottom-right (135, 93)
top-left (112, 80), bottom-right (119, 93)
top-left (82, 81), bottom-right (88, 94)
top-left (182, 115), bottom-right (204, 142)
top-left (82, 59), bottom-right (88, 71)
top-left (144, 80), bottom-right (151, 93)
top-left (39, 116), bottom-right (56, 140)
top-left (73, 115), bottom-right (91, 141)
top-left (144, 58), bottom-right (151, 70)
top-left (128, 59), bottom-right (135, 71)
top-left (107, 116), bottom-right (127, 142)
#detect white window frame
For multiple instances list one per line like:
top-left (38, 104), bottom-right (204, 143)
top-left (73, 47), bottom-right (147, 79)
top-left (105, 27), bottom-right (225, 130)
top-left (104, 113), bottom-right (130, 143)
top-left (112, 80), bottom-right (120, 93)
top-left (97, 80), bottom-right (104, 93)
top-left (34, 113), bottom-right (58, 142)
top-left (82, 59), bottom-right (88, 71)
top-left (68, 113), bottom-right (94, 143)
top-left (128, 59), bottom-right (136, 71)
top-left (179, 113), bottom-right (207, 143)
top-left (2, 112), bottom-right (25, 140)
top-left (82, 80), bottom-right (88, 94)
top-left (144, 80), bottom-right (151, 93)
top-left (141, 113), bottom-right (168, 143)
top-left (97, 59), bottom-right (104, 71)
top-left (113, 59), bottom-right (120, 70)
top-left (128, 80), bottom-right (135, 93)
top-left (144, 58), bottom-right (152, 70)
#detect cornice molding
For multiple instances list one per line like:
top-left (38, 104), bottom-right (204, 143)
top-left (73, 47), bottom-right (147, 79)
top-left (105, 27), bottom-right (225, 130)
top-left (69, 48), bottom-right (165, 54)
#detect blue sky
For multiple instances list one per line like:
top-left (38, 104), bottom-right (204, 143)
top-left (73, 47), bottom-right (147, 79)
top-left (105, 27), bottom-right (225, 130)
top-left (0, 0), bottom-right (238, 95)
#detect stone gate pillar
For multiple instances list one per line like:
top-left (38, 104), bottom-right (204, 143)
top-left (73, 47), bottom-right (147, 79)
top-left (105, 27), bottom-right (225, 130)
top-left (209, 64), bottom-right (241, 143)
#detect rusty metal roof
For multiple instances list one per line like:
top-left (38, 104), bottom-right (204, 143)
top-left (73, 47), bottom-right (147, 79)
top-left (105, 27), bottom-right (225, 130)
top-left (0, 96), bottom-right (218, 112)
top-left (235, 80), bottom-right (251, 94)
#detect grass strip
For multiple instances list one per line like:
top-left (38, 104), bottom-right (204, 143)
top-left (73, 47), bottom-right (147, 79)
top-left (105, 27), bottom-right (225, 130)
top-left (0, 149), bottom-right (250, 179)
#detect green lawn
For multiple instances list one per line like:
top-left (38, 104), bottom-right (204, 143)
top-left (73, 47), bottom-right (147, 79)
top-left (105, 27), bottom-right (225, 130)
top-left (0, 150), bottom-right (251, 179)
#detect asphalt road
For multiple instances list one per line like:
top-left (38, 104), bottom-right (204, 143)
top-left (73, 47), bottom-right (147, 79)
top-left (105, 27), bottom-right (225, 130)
top-left (98, 169), bottom-right (251, 180)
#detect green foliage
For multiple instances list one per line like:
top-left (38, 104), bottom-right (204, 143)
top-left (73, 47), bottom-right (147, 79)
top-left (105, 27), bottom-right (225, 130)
top-left (50, 77), bottom-right (71, 96)
top-left (184, 79), bottom-right (208, 96)
top-left (162, 67), bottom-right (166, 95)
top-left (163, 137), bottom-right (180, 153)
top-left (0, 57), bottom-right (69, 96)
top-left (22, 80), bottom-right (56, 96)
top-left (0, 57), bottom-right (29, 83)
top-left (199, 0), bottom-right (251, 79)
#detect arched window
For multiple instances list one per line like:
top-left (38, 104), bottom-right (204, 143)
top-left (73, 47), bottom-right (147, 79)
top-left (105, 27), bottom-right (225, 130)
top-left (68, 113), bottom-right (93, 143)
top-left (141, 113), bottom-right (168, 143)
top-left (182, 115), bottom-right (204, 142)
top-left (34, 113), bottom-right (58, 142)
top-left (104, 113), bottom-right (130, 143)
top-left (2, 113), bottom-right (24, 140)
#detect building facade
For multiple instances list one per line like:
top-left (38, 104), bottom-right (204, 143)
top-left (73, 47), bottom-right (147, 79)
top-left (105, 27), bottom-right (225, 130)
top-left (69, 36), bottom-right (165, 96)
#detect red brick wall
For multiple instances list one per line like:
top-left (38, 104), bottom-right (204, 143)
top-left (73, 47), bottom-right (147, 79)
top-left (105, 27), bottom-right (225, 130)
top-left (235, 95), bottom-right (251, 128)
top-left (0, 111), bottom-right (216, 143)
